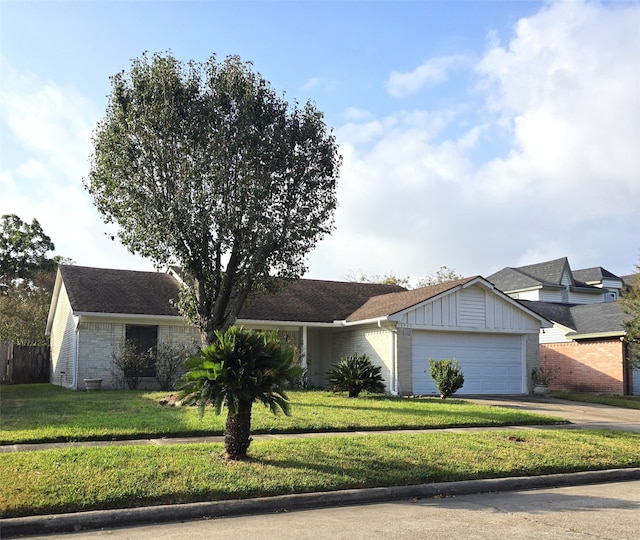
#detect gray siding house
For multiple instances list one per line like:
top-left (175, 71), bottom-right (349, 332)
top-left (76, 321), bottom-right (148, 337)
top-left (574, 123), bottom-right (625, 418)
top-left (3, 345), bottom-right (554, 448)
top-left (487, 257), bottom-right (638, 394)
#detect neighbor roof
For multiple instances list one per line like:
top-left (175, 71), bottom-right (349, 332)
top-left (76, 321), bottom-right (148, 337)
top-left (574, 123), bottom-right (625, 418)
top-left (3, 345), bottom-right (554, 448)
top-left (520, 300), bottom-right (626, 337)
top-left (487, 257), bottom-right (604, 293)
top-left (572, 266), bottom-right (621, 284)
top-left (59, 265), bottom-right (180, 316)
top-left (487, 258), bottom-right (570, 292)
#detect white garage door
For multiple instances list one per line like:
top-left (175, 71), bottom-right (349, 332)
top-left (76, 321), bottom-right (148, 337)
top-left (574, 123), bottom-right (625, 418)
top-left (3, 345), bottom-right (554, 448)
top-left (412, 331), bottom-right (524, 395)
top-left (633, 368), bottom-right (640, 395)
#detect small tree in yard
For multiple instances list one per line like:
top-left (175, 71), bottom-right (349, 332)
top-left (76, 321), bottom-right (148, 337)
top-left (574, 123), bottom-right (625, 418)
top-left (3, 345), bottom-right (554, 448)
top-left (429, 358), bottom-right (464, 399)
top-left (180, 327), bottom-right (302, 460)
top-left (326, 353), bottom-right (385, 398)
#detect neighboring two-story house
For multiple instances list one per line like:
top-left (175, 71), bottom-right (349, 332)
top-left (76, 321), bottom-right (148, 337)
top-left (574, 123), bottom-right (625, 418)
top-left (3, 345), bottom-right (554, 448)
top-left (488, 257), bottom-right (638, 395)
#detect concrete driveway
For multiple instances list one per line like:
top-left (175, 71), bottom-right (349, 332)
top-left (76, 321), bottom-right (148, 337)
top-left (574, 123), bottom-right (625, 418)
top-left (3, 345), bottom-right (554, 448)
top-left (462, 395), bottom-right (640, 433)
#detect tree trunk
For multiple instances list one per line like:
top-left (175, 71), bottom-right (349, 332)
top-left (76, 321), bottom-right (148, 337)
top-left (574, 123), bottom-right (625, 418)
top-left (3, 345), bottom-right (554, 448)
top-left (224, 399), bottom-right (253, 460)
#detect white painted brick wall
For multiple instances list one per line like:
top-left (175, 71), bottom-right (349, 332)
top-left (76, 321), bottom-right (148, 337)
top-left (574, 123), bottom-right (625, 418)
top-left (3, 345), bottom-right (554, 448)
top-left (49, 284), bottom-right (76, 387)
top-left (332, 326), bottom-right (392, 390)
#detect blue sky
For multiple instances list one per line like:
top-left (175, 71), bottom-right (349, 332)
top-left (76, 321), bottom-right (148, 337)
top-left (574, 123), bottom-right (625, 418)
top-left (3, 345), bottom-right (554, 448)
top-left (1, 0), bottom-right (639, 283)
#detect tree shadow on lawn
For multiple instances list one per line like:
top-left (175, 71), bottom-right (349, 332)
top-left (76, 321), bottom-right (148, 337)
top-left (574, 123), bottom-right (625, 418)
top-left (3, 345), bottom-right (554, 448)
top-left (292, 398), bottom-right (563, 427)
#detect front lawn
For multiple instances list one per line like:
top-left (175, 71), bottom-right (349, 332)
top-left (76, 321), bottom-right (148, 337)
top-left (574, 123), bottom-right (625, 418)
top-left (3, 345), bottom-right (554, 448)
top-left (553, 392), bottom-right (640, 410)
top-left (0, 384), bottom-right (564, 444)
top-left (2, 428), bottom-right (639, 518)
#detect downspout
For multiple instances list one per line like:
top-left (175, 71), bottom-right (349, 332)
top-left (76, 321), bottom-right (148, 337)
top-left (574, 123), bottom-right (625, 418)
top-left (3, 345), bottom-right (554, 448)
top-left (72, 315), bottom-right (81, 390)
top-left (301, 325), bottom-right (308, 372)
top-left (379, 321), bottom-right (398, 396)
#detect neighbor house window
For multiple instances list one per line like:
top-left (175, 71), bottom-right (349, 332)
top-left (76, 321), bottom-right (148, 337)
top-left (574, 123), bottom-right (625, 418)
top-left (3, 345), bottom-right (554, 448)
top-left (125, 325), bottom-right (158, 377)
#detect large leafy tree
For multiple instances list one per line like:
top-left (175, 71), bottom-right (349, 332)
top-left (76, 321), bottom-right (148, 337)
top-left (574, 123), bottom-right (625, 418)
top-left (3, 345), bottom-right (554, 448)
top-left (181, 327), bottom-right (302, 460)
top-left (0, 214), bottom-right (55, 293)
top-left (0, 215), bottom-right (61, 345)
top-left (621, 257), bottom-right (640, 368)
top-left (86, 52), bottom-right (341, 345)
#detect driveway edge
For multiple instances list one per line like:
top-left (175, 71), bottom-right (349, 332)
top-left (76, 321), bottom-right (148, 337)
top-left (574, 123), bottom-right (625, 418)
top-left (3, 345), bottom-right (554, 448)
top-left (3, 467), bottom-right (640, 538)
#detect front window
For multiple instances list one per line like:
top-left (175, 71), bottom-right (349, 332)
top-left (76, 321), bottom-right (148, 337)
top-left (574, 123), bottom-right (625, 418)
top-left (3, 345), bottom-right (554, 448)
top-left (125, 325), bottom-right (158, 377)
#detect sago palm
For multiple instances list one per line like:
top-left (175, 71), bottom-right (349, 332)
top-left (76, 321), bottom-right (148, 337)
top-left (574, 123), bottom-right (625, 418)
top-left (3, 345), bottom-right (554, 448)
top-left (326, 353), bottom-right (385, 398)
top-left (180, 327), bottom-right (303, 460)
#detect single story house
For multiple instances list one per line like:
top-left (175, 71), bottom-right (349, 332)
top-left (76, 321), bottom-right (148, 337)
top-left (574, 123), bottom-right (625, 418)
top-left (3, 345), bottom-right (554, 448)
top-left (47, 265), bottom-right (551, 394)
top-left (487, 257), bottom-right (638, 395)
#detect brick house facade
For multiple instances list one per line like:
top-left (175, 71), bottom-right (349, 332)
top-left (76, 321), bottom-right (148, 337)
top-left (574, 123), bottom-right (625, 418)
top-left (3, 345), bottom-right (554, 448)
top-left (540, 340), bottom-right (626, 394)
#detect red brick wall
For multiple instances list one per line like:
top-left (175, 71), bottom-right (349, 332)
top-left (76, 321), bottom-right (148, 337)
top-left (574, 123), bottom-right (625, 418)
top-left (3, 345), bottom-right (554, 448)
top-left (540, 339), bottom-right (625, 394)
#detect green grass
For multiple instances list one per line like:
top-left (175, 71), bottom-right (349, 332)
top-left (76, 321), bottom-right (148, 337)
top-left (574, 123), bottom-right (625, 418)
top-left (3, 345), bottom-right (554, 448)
top-left (0, 385), bottom-right (565, 444)
top-left (552, 392), bottom-right (640, 409)
top-left (2, 429), bottom-right (639, 518)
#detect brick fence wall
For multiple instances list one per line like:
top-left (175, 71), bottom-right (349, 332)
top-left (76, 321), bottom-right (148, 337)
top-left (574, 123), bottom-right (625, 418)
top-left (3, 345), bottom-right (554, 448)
top-left (540, 339), bottom-right (625, 394)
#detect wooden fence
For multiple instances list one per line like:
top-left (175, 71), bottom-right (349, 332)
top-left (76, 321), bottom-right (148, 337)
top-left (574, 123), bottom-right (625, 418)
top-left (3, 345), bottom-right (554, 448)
top-left (0, 341), bottom-right (50, 384)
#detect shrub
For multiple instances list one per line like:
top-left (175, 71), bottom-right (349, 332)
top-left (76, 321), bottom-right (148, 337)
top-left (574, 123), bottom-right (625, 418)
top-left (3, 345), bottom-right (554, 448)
top-left (111, 340), bottom-right (148, 389)
top-left (326, 353), bottom-right (385, 398)
top-left (531, 364), bottom-right (559, 386)
top-left (429, 358), bottom-right (464, 399)
top-left (152, 339), bottom-right (199, 391)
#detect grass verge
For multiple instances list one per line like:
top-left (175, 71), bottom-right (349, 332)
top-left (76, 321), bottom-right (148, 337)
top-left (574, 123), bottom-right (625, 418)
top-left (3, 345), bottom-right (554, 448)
top-left (1, 429), bottom-right (639, 518)
top-left (552, 392), bottom-right (640, 410)
top-left (0, 385), bottom-right (564, 444)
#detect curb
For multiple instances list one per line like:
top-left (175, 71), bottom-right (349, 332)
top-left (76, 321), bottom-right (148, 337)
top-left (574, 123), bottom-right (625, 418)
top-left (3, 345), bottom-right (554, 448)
top-left (3, 468), bottom-right (640, 538)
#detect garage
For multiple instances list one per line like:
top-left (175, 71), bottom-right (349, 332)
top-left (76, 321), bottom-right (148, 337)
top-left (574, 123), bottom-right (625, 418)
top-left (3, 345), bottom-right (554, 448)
top-left (412, 331), bottom-right (524, 395)
top-left (634, 368), bottom-right (640, 395)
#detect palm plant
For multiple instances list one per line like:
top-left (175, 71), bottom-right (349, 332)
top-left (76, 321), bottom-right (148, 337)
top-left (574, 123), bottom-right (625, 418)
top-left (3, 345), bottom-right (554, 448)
top-left (326, 353), bottom-right (385, 398)
top-left (180, 327), bottom-right (303, 460)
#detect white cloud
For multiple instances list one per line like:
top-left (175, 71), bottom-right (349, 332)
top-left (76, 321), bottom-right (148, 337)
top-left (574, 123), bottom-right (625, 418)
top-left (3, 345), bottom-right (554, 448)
top-left (473, 0), bottom-right (640, 218)
top-left (309, 0), bottom-right (640, 281)
top-left (0, 60), bottom-right (154, 271)
top-left (387, 55), bottom-right (468, 97)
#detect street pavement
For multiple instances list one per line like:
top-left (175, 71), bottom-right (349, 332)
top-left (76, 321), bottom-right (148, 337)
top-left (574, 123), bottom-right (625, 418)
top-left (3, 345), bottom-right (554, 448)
top-left (2, 396), bottom-right (639, 538)
top-left (14, 478), bottom-right (640, 539)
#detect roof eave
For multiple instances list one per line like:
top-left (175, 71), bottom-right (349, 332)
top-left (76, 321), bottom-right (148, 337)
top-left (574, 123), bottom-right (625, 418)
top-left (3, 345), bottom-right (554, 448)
top-left (569, 286), bottom-right (603, 294)
top-left (342, 316), bottom-right (391, 327)
top-left (237, 318), bottom-right (343, 328)
top-left (45, 268), bottom-right (64, 335)
top-left (73, 312), bottom-right (186, 324)
top-left (567, 331), bottom-right (626, 340)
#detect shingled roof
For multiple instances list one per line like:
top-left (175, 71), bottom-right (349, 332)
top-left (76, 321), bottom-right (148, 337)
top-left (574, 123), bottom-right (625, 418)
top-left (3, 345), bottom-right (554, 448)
top-left (487, 257), bottom-right (570, 292)
top-left (572, 266), bottom-right (621, 284)
top-left (239, 279), bottom-right (406, 323)
top-left (59, 265), bottom-right (180, 316)
top-left (487, 257), bottom-right (605, 293)
top-left (346, 276), bottom-right (478, 322)
top-left (520, 300), bottom-right (626, 337)
top-left (57, 265), bottom-right (407, 323)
